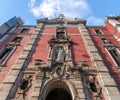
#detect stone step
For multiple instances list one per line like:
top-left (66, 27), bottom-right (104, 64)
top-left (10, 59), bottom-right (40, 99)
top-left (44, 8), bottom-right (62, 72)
top-left (12, 63), bottom-right (24, 70)
top-left (34, 80), bottom-right (42, 88)
top-left (27, 39), bottom-right (36, 45)
top-left (81, 32), bottom-right (89, 35)
top-left (3, 75), bottom-right (17, 84)
top-left (91, 52), bottom-right (103, 61)
top-left (30, 34), bottom-right (38, 39)
top-left (16, 59), bottom-right (26, 64)
top-left (34, 87), bottom-right (41, 92)
top-left (107, 87), bottom-right (120, 95)
top-left (110, 94), bottom-right (120, 100)
top-left (0, 84), bottom-right (12, 92)
top-left (30, 97), bottom-right (38, 100)
top-left (18, 53), bottom-right (28, 59)
top-left (86, 40), bottom-right (95, 46)
top-left (23, 44), bottom-right (33, 51)
top-left (78, 93), bottom-right (86, 99)
top-left (88, 46), bottom-right (98, 53)
top-left (75, 83), bottom-right (83, 89)
top-left (31, 91), bottom-right (40, 97)
top-left (36, 77), bottom-right (43, 80)
top-left (33, 32), bottom-right (39, 35)
top-left (0, 92), bottom-right (9, 100)
top-left (102, 77), bottom-right (117, 87)
top-left (84, 35), bottom-right (92, 40)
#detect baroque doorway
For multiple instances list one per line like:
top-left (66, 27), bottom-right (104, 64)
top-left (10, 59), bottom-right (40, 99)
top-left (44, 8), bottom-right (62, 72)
top-left (46, 88), bottom-right (72, 100)
top-left (40, 80), bottom-right (76, 100)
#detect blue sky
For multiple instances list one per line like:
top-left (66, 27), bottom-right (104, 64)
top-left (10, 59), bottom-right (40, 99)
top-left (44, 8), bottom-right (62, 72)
top-left (0, 0), bottom-right (120, 25)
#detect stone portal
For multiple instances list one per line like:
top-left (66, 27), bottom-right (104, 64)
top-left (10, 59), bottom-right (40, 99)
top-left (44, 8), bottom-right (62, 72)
top-left (46, 88), bottom-right (72, 100)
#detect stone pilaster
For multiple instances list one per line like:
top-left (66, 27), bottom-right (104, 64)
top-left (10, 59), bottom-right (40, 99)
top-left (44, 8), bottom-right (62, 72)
top-left (79, 24), bottom-right (120, 100)
top-left (0, 23), bottom-right (44, 100)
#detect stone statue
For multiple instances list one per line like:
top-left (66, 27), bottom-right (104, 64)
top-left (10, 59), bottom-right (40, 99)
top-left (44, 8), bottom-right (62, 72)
top-left (57, 47), bottom-right (65, 61)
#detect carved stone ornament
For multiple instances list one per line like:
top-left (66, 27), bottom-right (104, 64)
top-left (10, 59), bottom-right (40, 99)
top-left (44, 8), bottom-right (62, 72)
top-left (15, 75), bottom-right (32, 99)
top-left (87, 76), bottom-right (102, 99)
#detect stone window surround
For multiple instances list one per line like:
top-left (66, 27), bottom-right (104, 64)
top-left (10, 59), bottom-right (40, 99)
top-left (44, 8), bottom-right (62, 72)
top-left (105, 48), bottom-right (120, 68)
top-left (0, 46), bottom-right (17, 66)
top-left (20, 28), bottom-right (29, 34)
top-left (93, 29), bottom-right (104, 35)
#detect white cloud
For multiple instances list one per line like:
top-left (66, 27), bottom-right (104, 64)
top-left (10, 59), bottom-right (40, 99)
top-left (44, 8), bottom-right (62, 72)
top-left (28, 0), bottom-right (105, 25)
top-left (87, 16), bottom-right (104, 25)
top-left (29, 0), bottom-right (36, 7)
top-left (28, 0), bottom-right (91, 18)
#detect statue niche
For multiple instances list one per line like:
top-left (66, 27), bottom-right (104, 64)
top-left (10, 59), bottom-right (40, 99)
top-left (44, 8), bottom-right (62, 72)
top-left (56, 46), bottom-right (66, 61)
top-left (52, 46), bottom-right (66, 61)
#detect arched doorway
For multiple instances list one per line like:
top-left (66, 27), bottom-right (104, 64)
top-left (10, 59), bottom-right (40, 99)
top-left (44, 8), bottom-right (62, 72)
top-left (40, 80), bottom-right (77, 100)
top-left (46, 88), bottom-right (72, 100)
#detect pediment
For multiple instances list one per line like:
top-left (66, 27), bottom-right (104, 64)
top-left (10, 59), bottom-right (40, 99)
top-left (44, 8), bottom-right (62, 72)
top-left (37, 14), bottom-right (86, 25)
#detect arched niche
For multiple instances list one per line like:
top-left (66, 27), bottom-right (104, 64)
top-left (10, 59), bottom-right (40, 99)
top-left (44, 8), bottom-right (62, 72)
top-left (40, 79), bottom-right (77, 100)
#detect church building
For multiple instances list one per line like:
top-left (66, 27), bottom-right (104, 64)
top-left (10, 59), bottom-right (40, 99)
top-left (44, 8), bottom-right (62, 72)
top-left (0, 14), bottom-right (120, 100)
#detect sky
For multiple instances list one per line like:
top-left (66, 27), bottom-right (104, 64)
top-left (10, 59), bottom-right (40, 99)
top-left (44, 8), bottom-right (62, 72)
top-left (0, 0), bottom-right (120, 26)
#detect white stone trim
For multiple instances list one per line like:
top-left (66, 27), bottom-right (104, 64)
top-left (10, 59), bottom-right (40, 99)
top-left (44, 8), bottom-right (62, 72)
top-left (108, 19), bottom-right (119, 27)
top-left (105, 48), bottom-right (118, 66)
top-left (93, 28), bottom-right (104, 35)
top-left (116, 25), bottom-right (120, 32)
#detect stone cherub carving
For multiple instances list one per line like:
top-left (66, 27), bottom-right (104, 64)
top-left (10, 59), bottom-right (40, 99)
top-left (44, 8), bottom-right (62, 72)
top-left (87, 76), bottom-right (102, 99)
top-left (49, 63), bottom-right (74, 80)
top-left (16, 75), bottom-right (32, 99)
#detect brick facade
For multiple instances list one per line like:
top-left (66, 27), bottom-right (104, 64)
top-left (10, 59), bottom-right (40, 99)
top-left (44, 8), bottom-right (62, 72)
top-left (0, 14), bottom-right (120, 100)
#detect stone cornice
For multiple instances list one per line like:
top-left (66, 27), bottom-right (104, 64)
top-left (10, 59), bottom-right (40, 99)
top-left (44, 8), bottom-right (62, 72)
top-left (36, 14), bottom-right (86, 25)
top-left (37, 19), bottom-right (86, 25)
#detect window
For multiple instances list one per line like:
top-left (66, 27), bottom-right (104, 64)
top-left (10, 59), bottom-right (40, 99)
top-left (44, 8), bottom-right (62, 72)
top-left (101, 38), bottom-right (113, 47)
top-left (108, 49), bottom-right (120, 66)
top-left (8, 37), bottom-right (23, 46)
top-left (101, 38), bottom-right (120, 66)
top-left (101, 38), bottom-right (109, 44)
top-left (12, 37), bottom-right (23, 43)
top-left (95, 29), bottom-right (103, 34)
top-left (0, 46), bottom-right (16, 66)
top-left (0, 37), bottom-right (22, 66)
top-left (20, 28), bottom-right (28, 33)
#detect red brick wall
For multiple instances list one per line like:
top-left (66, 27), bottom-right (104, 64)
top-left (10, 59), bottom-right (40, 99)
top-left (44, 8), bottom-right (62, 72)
top-left (0, 27), bottom-right (32, 84)
top-left (106, 23), bottom-right (114, 33)
top-left (101, 27), bottom-right (111, 34)
top-left (28, 27), bottom-right (55, 66)
top-left (68, 27), bottom-right (92, 66)
top-left (90, 34), bottom-right (120, 87)
top-left (116, 31), bottom-right (120, 38)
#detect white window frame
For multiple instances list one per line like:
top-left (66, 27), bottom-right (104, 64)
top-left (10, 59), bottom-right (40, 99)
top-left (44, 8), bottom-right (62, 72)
top-left (94, 29), bottom-right (104, 35)
top-left (105, 48), bottom-right (120, 68)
